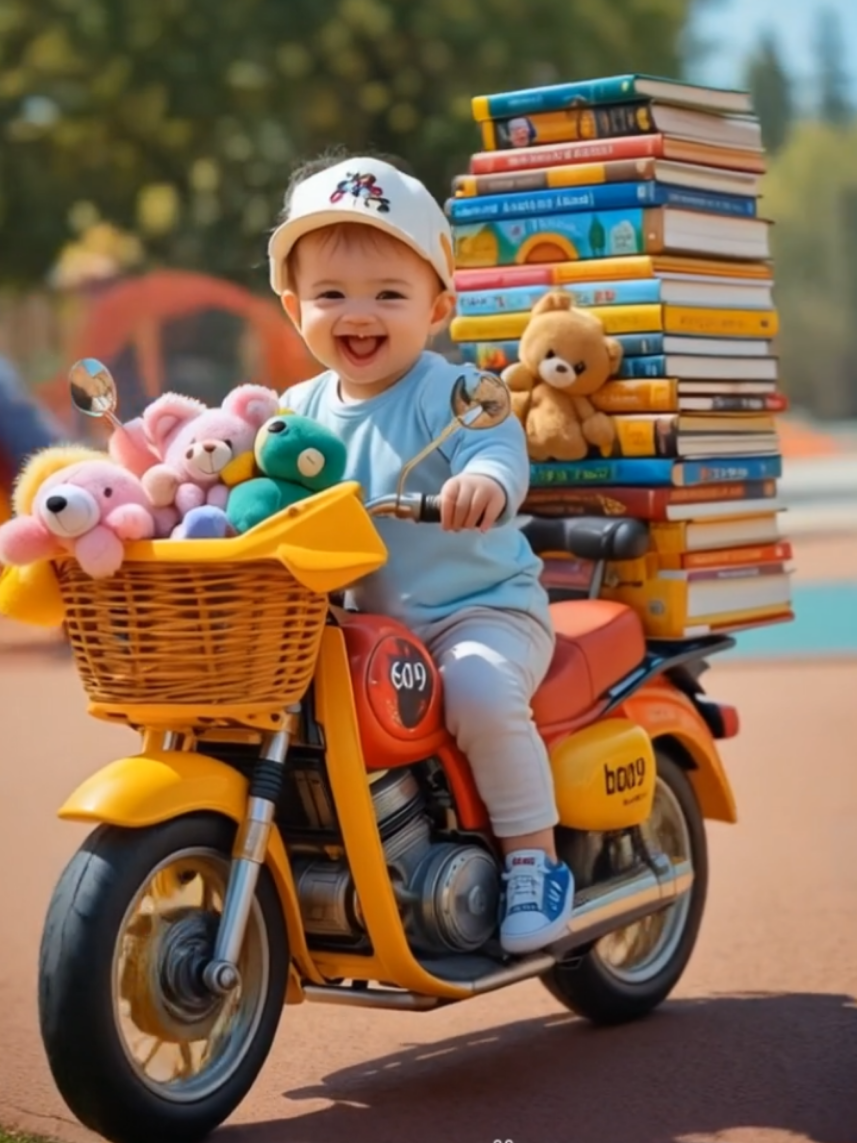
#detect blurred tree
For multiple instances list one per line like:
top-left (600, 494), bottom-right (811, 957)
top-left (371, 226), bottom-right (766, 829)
top-left (0, 0), bottom-right (699, 289)
top-left (744, 32), bottom-right (793, 154)
top-left (762, 120), bottom-right (857, 417)
top-left (814, 6), bottom-right (852, 126)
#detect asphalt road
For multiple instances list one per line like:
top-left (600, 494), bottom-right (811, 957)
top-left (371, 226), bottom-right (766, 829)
top-left (1, 533), bottom-right (855, 1143)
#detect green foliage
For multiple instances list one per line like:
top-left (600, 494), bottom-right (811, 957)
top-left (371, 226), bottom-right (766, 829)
top-left (0, 0), bottom-right (696, 289)
top-left (813, 6), bottom-right (852, 127)
top-left (745, 33), bottom-right (793, 154)
top-left (763, 120), bottom-right (857, 416)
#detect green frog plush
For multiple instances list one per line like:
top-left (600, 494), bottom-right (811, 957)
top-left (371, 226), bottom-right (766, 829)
top-left (226, 412), bottom-right (348, 534)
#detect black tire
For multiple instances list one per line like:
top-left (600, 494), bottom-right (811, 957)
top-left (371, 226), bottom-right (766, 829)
top-left (543, 749), bottom-right (708, 1025)
top-left (38, 812), bottom-right (289, 1143)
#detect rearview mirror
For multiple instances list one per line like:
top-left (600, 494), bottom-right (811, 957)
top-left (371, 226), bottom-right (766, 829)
top-left (68, 358), bottom-right (122, 429)
top-left (450, 371), bottom-right (511, 430)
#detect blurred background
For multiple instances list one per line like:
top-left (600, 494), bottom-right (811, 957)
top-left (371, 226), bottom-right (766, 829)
top-left (0, 0), bottom-right (855, 508)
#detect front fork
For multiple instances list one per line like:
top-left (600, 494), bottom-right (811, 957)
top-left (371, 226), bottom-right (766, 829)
top-left (199, 705), bottom-right (300, 996)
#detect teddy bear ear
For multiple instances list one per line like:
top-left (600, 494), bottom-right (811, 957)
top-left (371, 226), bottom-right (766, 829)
top-left (142, 392), bottom-right (207, 454)
top-left (222, 385), bottom-right (281, 429)
top-left (530, 290), bottom-right (574, 317)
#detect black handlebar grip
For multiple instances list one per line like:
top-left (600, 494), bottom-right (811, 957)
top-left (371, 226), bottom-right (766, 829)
top-left (418, 494), bottom-right (443, 523)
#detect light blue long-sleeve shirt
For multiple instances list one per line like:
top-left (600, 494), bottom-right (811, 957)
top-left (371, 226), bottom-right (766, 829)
top-left (281, 351), bottom-right (551, 633)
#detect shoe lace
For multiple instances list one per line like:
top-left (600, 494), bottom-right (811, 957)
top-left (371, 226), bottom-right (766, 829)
top-left (502, 869), bottom-right (541, 909)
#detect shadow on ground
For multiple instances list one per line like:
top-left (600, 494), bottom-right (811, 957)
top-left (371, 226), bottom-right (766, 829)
top-left (221, 991), bottom-right (857, 1143)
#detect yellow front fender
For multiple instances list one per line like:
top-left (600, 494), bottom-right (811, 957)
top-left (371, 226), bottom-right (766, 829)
top-left (59, 750), bottom-right (322, 993)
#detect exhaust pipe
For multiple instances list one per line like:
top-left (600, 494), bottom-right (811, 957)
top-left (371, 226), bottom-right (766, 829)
top-left (548, 851), bottom-right (694, 959)
top-left (302, 853), bottom-right (693, 1009)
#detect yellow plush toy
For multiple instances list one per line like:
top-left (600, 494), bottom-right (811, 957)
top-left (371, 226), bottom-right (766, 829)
top-left (0, 445), bottom-right (103, 627)
top-left (501, 291), bottom-right (623, 462)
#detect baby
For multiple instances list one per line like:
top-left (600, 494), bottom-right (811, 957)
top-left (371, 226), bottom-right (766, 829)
top-left (268, 151), bottom-right (574, 955)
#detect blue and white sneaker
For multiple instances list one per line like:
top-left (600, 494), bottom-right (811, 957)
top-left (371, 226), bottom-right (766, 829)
top-left (499, 849), bottom-right (575, 955)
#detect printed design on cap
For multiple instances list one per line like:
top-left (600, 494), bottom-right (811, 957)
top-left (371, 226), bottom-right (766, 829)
top-left (330, 172), bottom-right (391, 213)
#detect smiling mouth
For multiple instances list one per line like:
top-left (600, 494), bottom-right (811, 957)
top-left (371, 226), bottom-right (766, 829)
top-left (338, 335), bottom-right (386, 364)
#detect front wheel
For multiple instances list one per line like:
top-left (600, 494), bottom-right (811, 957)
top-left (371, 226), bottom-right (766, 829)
top-left (543, 749), bottom-right (708, 1025)
top-left (38, 813), bottom-right (289, 1143)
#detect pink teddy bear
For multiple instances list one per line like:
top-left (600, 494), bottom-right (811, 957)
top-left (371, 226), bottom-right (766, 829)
top-left (0, 458), bottom-right (162, 579)
top-left (109, 385), bottom-right (280, 528)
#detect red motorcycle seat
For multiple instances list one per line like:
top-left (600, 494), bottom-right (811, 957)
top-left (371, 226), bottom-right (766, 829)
top-left (532, 601), bottom-right (646, 728)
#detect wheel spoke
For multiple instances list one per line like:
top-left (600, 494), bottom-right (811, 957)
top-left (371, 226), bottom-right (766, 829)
top-left (111, 846), bottom-right (271, 1104)
top-left (593, 776), bottom-right (694, 985)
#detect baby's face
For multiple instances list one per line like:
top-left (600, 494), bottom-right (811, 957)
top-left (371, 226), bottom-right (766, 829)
top-left (283, 225), bottom-right (453, 398)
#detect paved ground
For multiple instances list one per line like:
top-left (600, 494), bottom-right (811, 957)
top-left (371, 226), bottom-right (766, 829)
top-left (1, 532), bottom-right (856, 1143)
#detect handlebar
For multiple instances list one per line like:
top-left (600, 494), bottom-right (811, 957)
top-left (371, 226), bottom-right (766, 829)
top-left (366, 492), bottom-right (442, 523)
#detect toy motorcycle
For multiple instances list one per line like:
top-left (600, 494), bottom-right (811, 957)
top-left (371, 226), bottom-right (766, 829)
top-left (13, 362), bottom-right (739, 1143)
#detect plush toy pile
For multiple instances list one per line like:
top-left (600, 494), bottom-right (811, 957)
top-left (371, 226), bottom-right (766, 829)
top-left (447, 73), bottom-right (794, 641)
top-left (0, 384), bottom-right (347, 580)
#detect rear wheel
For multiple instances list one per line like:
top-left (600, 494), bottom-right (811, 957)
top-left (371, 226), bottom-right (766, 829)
top-left (38, 813), bottom-right (288, 1143)
top-left (543, 749), bottom-right (707, 1025)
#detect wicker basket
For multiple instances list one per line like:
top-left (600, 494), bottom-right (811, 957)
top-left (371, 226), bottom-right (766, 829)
top-left (56, 558), bottom-right (329, 714)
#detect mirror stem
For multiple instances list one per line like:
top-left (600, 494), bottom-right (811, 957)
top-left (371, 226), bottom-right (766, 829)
top-left (394, 419), bottom-right (461, 502)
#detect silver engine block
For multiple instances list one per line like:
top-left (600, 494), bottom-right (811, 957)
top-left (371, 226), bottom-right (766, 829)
top-left (291, 769), bottom-right (501, 955)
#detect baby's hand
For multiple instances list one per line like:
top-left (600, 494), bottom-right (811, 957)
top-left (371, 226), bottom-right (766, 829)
top-left (439, 474), bottom-right (506, 532)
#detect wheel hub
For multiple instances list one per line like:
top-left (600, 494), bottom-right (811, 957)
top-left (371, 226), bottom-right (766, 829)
top-left (159, 911), bottom-right (221, 1024)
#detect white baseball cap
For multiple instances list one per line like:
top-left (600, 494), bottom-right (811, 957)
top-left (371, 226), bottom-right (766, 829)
top-left (267, 156), bottom-right (456, 295)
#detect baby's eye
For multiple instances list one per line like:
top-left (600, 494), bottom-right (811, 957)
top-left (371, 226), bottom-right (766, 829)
top-left (573, 360), bottom-right (587, 375)
top-left (377, 290), bottom-right (406, 300)
top-left (317, 290), bottom-right (344, 300)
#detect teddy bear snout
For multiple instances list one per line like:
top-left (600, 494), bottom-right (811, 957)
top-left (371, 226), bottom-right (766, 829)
top-left (185, 440), bottom-right (233, 477)
top-left (538, 357), bottom-right (575, 389)
top-left (41, 483), bottom-right (100, 538)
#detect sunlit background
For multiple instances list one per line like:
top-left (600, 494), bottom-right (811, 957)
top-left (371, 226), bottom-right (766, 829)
top-left (0, 0), bottom-right (855, 655)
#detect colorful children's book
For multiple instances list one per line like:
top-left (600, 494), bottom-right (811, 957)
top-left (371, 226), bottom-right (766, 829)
top-left (600, 566), bottom-right (793, 638)
top-left (452, 207), bottom-right (771, 268)
top-left (447, 182), bottom-right (757, 224)
top-left (471, 76), bottom-right (754, 121)
top-left (457, 340), bottom-right (779, 381)
top-left (521, 479), bottom-right (779, 521)
top-left (480, 103), bottom-right (763, 153)
top-left (590, 378), bottom-right (787, 415)
top-left (450, 304), bottom-right (779, 342)
top-left (468, 134), bottom-right (767, 176)
top-left (453, 158), bottom-right (761, 200)
top-left (454, 279), bottom-right (774, 316)
top-left (453, 255), bottom-right (773, 290)
top-left (528, 455), bottom-right (783, 488)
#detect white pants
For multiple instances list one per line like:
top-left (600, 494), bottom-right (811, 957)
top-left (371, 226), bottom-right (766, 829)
top-left (416, 606), bottom-right (558, 838)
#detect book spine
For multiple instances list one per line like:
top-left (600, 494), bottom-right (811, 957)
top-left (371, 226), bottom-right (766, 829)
top-left (529, 459), bottom-right (675, 487)
top-left (455, 279), bottom-right (663, 316)
top-left (592, 378), bottom-right (677, 413)
top-left (448, 182), bottom-right (757, 224)
top-left (450, 302), bottom-right (666, 342)
top-left (663, 305), bottom-right (779, 338)
top-left (482, 104), bottom-right (653, 152)
top-left (455, 334), bottom-right (667, 367)
top-left (452, 158), bottom-right (652, 198)
top-left (675, 456), bottom-right (783, 484)
top-left (675, 540), bottom-right (793, 570)
top-left (612, 414), bottom-right (677, 458)
top-left (523, 478), bottom-right (777, 519)
top-left (472, 77), bottom-right (638, 122)
top-left (685, 393), bottom-right (789, 413)
top-left (619, 354), bottom-right (669, 378)
top-left (469, 135), bottom-right (664, 174)
top-left (683, 561), bottom-right (790, 583)
top-left (453, 255), bottom-right (661, 291)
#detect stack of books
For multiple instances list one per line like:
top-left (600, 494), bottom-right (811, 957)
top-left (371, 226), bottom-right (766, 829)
top-left (448, 73), bottom-right (794, 640)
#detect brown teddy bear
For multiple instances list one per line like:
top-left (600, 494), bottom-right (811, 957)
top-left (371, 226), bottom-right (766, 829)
top-left (501, 291), bottom-right (622, 461)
